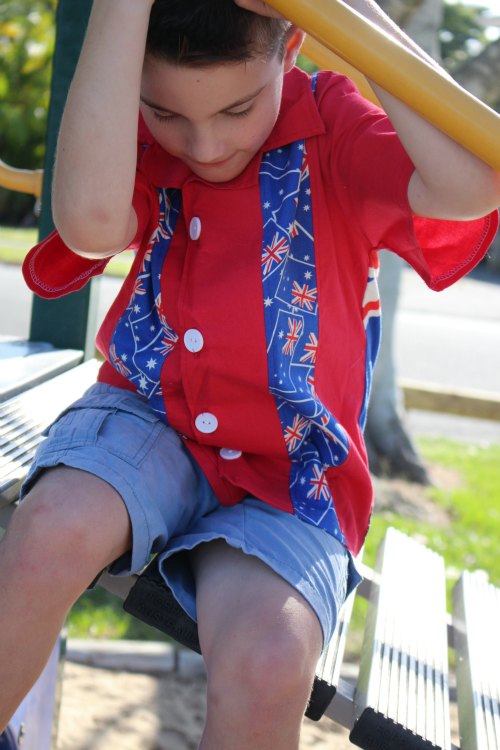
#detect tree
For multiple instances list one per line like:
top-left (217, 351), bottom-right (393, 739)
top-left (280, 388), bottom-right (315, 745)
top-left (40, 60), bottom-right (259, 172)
top-left (364, 0), bottom-right (500, 482)
top-left (0, 0), bottom-right (56, 222)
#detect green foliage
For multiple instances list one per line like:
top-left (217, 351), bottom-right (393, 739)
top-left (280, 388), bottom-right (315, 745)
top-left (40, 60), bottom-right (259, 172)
top-left (365, 438), bottom-right (500, 589)
top-left (440, 1), bottom-right (490, 70)
top-left (0, 1), bottom-right (57, 222)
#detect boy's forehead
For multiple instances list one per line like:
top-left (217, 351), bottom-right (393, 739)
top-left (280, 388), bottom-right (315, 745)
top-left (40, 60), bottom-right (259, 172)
top-left (141, 53), bottom-right (283, 115)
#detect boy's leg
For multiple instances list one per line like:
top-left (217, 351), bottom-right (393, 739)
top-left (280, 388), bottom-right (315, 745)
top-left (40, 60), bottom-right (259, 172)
top-left (0, 466), bottom-right (131, 731)
top-left (191, 541), bottom-right (323, 750)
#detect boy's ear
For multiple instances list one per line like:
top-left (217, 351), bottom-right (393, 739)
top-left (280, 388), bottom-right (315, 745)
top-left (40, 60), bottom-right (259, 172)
top-left (283, 27), bottom-right (306, 72)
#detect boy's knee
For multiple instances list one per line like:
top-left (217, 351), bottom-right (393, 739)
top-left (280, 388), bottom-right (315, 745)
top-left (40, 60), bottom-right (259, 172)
top-left (206, 625), bottom-right (318, 710)
top-left (6, 494), bottom-right (91, 585)
top-left (3, 469), bottom-right (125, 589)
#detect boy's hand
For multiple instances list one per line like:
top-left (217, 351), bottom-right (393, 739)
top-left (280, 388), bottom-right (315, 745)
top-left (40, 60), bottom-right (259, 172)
top-left (232, 0), bottom-right (285, 20)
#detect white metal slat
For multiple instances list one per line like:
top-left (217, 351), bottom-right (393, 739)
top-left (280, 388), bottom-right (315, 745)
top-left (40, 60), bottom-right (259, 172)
top-left (0, 360), bottom-right (100, 501)
top-left (353, 527), bottom-right (450, 746)
top-left (454, 571), bottom-right (498, 750)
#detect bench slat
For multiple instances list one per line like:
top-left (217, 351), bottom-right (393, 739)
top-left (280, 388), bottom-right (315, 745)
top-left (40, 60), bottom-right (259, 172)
top-left (453, 570), bottom-right (500, 750)
top-left (0, 341), bottom-right (83, 402)
top-left (305, 576), bottom-right (357, 721)
top-left (0, 360), bottom-right (100, 507)
top-left (350, 527), bottom-right (451, 750)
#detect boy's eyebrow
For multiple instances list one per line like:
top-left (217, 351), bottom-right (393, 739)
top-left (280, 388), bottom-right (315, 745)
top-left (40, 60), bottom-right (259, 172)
top-left (140, 85), bottom-right (266, 116)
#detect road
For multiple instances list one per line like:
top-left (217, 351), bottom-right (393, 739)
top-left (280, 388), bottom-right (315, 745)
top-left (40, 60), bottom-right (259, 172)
top-left (2, 259), bottom-right (499, 440)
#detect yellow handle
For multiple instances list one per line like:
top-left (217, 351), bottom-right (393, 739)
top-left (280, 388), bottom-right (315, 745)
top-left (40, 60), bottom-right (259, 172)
top-left (269, 0), bottom-right (500, 170)
top-left (0, 160), bottom-right (43, 197)
top-left (301, 35), bottom-right (379, 105)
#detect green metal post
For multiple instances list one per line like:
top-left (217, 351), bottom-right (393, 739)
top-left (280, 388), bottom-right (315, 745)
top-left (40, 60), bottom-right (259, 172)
top-left (30, 0), bottom-right (99, 358)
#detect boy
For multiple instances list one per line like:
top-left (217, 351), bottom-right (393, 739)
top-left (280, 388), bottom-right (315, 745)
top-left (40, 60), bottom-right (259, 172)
top-left (2, 0), bottom-right (499, 747)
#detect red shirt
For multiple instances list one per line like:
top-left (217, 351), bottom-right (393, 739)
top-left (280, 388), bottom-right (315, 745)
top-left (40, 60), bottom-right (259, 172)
top-left (24, 68), bottom-right (498, 554)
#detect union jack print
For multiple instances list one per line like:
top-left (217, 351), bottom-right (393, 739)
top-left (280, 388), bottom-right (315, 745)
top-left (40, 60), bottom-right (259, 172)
top-left (262, 233), bottom-right (289, 276)
top-left (160, 327), bottom-right (178, 356)
top-left (284, 414), bottom-right (309, 451)
top-left (283, 317), bottom-right (303, 356)
top-left (108, 188), bottom-right (181, 418)
top-left (110, 343), bottom-right (131, 377)
top-left (259, 111), bottom-right (348, 542)
top-left (300, 332), bottom-right (318, 364)
top-left (132, 276), bottom-right (147, 299)
top-left (291, 281), bottom-right (317, 311)
top-left (307, 465), bottom-right (330, 502)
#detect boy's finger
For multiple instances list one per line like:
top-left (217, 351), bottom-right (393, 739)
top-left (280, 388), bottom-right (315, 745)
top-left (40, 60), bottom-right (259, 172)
top-left (232, 0), bottom-right (286, 20)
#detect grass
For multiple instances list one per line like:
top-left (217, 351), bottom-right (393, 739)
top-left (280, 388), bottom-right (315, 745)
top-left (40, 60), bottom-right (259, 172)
top-left (365, 438), bottom-right (500, 587)
top-left (0, 225), bottom-right (133, 277)
top-left (66, 436), bottom-right (500, 641)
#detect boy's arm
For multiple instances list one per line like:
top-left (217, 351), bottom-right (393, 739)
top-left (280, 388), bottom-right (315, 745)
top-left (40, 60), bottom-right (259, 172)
top-left (52, 0), bottom-right (154, 258)
top-left (235, 0), bottom-right (500, 221)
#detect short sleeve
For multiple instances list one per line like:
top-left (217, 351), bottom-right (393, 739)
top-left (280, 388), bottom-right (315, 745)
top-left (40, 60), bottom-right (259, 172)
top-left (22, 170), bottom-right (158, 300)
top-left (315, 71), bottom-right (499, 291)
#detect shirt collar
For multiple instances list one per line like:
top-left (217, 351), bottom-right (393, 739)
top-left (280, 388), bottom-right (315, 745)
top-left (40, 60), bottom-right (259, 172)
top-left (139, 66), bottom-right (325, 191)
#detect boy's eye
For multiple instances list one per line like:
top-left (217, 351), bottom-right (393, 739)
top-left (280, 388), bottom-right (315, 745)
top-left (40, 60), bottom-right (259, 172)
top-left (152, 111), bottom-right (176, 122)
top-left (224, 106), bottom-right (252, 119)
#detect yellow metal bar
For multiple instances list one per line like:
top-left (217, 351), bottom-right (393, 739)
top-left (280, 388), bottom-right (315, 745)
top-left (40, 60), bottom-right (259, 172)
top-left (269, 0), bottom-right (500, 171)
top-left (302, 36), bottom-right (379, 106)
top-left (0, 160), bottom-right (43, 197)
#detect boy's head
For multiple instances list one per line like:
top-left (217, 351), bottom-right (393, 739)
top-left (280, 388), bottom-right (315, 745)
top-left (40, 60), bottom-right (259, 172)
top-left (141, 0), bottom-right (304, 184)
top-left (146, 0), bottom-right (291, 65)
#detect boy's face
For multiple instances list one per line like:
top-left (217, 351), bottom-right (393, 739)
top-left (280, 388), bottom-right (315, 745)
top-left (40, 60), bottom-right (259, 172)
top-left (140, 38), bottom-right (301, 183)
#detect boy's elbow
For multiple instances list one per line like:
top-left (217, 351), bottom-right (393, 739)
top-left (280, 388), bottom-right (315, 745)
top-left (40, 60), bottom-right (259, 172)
top-left (409, 167), bottom-right (500, 220)
top-left (53, 205), bottom-right (137, 259)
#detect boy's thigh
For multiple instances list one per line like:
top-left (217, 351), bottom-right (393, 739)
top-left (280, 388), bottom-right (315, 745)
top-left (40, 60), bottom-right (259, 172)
top-left (191, 540), bottom-right (323, 667)
top-left (19, 383), bottom-right (219, 576)
top-left (160, 498), bottom-right (354, 651)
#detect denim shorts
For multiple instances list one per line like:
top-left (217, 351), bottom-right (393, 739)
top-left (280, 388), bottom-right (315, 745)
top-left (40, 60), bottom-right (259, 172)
top-left (21, 383), bottom-right (361, 647)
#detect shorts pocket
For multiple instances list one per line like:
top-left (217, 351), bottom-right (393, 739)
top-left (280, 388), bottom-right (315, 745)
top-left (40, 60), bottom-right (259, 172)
top-left (44, 401), bottom-right (164, 469)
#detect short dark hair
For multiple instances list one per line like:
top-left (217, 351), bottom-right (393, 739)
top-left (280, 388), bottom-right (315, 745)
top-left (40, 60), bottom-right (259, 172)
top-left (146, 0), bottom-right (291, 65)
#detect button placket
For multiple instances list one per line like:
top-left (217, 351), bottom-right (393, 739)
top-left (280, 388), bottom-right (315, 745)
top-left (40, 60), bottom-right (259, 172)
top-left (220, 448), bottom-right (242, 460)
top-left (195, 413), bottom-right (218, 434)
top-left (189, 217), bottom-right (202, 241)
top-left (184, 329), bottom-right (204, 353)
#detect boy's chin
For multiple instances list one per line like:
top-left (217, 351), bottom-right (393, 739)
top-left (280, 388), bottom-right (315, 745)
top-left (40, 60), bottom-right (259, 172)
top-left (187, 153), bottom-right (254, 183)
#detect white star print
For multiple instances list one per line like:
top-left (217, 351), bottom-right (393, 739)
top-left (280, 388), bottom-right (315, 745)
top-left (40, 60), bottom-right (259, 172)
top-left (146, 358), bottom-right (157, 370)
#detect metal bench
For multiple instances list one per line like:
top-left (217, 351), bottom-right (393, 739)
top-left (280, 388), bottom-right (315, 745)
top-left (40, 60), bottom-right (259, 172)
top-left (106, 526), bottom-right (499, 750)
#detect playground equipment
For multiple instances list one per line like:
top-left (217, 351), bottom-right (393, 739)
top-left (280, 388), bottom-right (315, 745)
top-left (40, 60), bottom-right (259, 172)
top-left (0, 161), bottom-right (42, 198)
top-left (269, 0), bottom-right (500, 170)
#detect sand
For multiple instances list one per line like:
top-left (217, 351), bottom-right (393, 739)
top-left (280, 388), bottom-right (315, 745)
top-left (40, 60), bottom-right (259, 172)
top-left (57, 661), bottom-right (352, 750)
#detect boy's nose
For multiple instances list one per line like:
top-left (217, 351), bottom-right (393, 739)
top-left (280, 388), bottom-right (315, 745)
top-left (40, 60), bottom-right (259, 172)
top-left (186, 127), bottom-right (226, 165)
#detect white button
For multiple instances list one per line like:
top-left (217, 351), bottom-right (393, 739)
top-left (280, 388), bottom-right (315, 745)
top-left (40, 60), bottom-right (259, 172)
top-left (189, 217), bottom-right (202, 241)
top-left (220, 448), bottom-right (242, 461)
top-left (184, 329), bottom-right (204, 353)
top-left (195, 413), bottom-right (218, 434)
